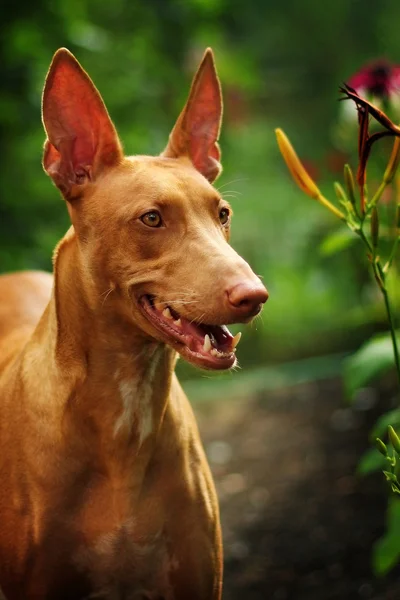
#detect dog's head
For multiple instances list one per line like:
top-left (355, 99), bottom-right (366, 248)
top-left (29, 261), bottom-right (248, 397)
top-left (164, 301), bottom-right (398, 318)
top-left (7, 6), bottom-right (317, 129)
top-left (42, 49), bottom-right (268, 370)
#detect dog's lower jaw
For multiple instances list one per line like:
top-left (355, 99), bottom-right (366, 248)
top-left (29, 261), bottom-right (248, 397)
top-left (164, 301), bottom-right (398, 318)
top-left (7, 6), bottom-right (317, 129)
top-left (135, 294), bottom-right (237, 370)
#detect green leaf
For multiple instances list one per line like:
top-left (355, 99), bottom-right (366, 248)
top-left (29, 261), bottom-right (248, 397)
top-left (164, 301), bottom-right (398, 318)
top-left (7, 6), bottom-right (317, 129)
top-left (320, 227), bottom-right (356, 256)
top-left (383, 471), bottom-right (397, 482)
top-left (357, 448), bottom-right (386, 475)
top-left (344, 332), bottom-right (398, 400)
top-left (389, 425), bottom-right (400, 453)
top-left (372, 409), bottom-right (400, 439)
top-left (375, 438), bottom-right (388, 457)
top-left (373, 499), bottom-right (400, 575)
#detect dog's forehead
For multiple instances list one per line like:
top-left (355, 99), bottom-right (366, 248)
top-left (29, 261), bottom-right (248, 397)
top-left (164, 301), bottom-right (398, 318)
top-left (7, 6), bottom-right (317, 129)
top-left (95, 157), bottom-right (220, 220)
top-left (124, 156), bottom-right (217, 199)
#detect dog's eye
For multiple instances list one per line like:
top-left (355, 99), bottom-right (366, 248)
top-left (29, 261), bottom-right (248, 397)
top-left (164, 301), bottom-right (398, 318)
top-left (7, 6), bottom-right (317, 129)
top-left (140, 211), bottom-right (162, 228)
top-left (219, 208), bottom-right (230, 225)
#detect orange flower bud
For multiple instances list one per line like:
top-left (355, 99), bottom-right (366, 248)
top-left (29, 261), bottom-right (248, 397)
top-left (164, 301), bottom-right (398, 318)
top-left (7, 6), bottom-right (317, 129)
top-left (275, 128), bottom-right (320, 199)
top-left (275, 129), bottom-right (345, 220)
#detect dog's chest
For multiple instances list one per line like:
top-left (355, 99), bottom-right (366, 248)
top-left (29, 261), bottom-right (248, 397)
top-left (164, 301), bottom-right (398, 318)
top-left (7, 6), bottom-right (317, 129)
top-left (74, 521), bottom-right (178, 599)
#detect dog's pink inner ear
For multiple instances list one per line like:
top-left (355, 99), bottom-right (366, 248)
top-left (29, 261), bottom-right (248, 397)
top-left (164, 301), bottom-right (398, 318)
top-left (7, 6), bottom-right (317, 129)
top-left (42, 48), bottom-right (122, 198)
top-left (162, 49), bottom-right (223, 183)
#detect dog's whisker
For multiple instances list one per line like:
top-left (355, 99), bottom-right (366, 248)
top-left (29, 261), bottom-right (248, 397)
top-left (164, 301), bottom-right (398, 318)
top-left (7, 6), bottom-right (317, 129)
top-left (162, 294), bottom-right (199, 301)
top-left (192, 312), bottom-right (207, 326)
top-left (217, 177), bottom-right (248, 191)
top-left (100, 287), bottom-right (114, 307)
top-left (255, 312), bottom-right (264, 325)
top-left (162, 292), bottom-right (198, 299)
top-left (222, 194), bottom-right (241, 200)
top-left (100, 287), bottom-right (113, 297)
top-left (167, 300), bottom-right (200, 307)
top-left (221, 190), bottom-right (242, 196)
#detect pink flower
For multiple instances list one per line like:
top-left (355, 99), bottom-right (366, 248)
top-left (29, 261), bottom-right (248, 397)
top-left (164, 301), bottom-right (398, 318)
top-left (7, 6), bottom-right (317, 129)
top-left (338, 61), bottom-right (400, 147)
top-left (340, 85), bottom-right (400, 212)
top-left (348, 60), bottom-right (400, 103)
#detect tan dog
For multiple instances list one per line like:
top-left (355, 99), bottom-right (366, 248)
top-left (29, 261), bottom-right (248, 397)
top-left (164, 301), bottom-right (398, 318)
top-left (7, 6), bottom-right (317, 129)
top-left (0, 48), bottom-right (268, 599)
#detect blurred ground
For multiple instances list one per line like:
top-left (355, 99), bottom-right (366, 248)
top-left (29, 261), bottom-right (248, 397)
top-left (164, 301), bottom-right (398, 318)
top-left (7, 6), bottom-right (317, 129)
top-left (193, 379), bottom-right (400, 600)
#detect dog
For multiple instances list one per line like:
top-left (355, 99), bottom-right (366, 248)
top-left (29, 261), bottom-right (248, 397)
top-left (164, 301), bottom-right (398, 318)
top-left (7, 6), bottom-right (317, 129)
top-left (0, 47), bottom-right (268, 599)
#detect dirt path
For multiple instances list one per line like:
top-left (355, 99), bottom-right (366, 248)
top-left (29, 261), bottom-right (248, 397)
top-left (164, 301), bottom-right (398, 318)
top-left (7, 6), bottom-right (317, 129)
top-left (194, 378), bottom-right (400, 600)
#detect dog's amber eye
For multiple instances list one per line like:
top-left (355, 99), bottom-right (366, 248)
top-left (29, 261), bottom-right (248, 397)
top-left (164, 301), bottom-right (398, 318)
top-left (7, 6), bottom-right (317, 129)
top-left (140, 211), bottom-right (162, 228)
top-left (219, 208), bottom-right (230, 225)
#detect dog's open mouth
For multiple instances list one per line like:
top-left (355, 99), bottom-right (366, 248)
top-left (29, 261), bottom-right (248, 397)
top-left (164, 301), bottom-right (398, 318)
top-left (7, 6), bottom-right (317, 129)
top-left (139, 295), bottom-right (240, 369)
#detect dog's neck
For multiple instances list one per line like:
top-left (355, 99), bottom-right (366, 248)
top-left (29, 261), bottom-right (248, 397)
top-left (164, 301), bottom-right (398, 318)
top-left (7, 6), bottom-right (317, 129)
top-left (34, 228), bottom-right (176, 452)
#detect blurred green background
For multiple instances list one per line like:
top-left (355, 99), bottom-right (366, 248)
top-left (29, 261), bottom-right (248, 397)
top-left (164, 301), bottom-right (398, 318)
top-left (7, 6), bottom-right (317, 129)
top-left (4, 2), bottom-right (400, 597)
top-left (1, 0), bottom-right (400, 380)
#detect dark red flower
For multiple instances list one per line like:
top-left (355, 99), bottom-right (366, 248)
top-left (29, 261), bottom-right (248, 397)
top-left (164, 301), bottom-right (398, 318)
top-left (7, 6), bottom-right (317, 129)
top-left (348, 60), bottom-right (400, 102)
top-left (339, 85), bottom-right (400, 212)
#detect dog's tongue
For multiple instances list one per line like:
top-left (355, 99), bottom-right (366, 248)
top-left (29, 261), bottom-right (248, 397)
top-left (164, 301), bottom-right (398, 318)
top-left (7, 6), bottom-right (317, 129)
top-left (163, 305), bottom-right (234, 353)
top-left (144, 296), bottom-right (241, 356)
top-left (187, 322), bottom-right (233, 352)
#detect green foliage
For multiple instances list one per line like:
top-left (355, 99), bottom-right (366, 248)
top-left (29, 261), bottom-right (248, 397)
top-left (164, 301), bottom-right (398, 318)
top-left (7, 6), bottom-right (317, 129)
top-left (372, 409), bottom-right (400, 439)
top-left (344, 332), bottom-right (397, 400)
top-left (358, 427), bottom-right (400, 574)
top-left (3, 0), bottom-right (400, 369)
top-left (357, 448), bottom-right (386, 476)
top-left (276, 41), bottom-right (400, 577)
top-left (374, 498), bottom-right (400, 575)
top-left (319, 227), bottom-right (357, 256)
top-left (3, 0), bottom-right (400, 582)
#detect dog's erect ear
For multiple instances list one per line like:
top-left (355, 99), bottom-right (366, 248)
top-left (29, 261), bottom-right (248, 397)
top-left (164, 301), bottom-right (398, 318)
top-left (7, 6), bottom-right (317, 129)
top-left (162, 49), bottom-right (223, 183)
top-left (42, 48), bottom-right (123, 199)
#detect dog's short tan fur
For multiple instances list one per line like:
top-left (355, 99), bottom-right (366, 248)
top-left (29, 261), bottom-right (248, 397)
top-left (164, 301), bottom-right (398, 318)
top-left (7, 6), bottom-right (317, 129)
top-left (0, 49), bottom-right (268, 599)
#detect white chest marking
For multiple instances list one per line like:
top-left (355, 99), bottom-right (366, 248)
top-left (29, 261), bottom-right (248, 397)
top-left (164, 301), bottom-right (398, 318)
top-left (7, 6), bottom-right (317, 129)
top-left (113, 346), bottom-right (163, 444)
top-left (114, 379), bottom-right (136, 437)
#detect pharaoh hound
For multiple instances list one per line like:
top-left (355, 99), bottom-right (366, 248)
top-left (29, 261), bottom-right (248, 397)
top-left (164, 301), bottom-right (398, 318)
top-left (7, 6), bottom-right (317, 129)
top-left (0, 48), bottom-right (268, 599)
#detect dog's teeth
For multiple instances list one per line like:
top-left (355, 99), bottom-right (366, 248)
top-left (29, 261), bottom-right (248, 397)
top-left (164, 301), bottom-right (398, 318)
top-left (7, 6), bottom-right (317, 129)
top-left (155, 301), bottom-right (164, 311)
top-left (203, 334), bottom-right (212, 352)
top-left (232, 332), bottom-right (242, 349)
top-left (163, 307), bottom-right (173, 320)
top-left (209, 348), bottom-right (232, 359)
top-left (174, 318), bottom-right (182, 327)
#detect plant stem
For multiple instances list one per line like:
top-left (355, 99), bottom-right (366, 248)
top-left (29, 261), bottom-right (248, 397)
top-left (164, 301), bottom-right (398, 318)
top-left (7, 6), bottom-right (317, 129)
top-left (377, 264), bottom-right (400, 392)
top-left (317, 193), bottom-right (346, 220)
top-left (358, 227), bottom-right (400, 393)
top-left (385, 237), bottom-right (400, 272)
top-left (368, 180), bottom-right (388, 212)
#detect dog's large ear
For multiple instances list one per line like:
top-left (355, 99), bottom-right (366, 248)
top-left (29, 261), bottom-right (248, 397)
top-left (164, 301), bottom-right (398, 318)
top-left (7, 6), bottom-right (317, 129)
top-left (42, 48), bottom-right (123, 199)
top-left (162, 49), bottom-right (223, 183)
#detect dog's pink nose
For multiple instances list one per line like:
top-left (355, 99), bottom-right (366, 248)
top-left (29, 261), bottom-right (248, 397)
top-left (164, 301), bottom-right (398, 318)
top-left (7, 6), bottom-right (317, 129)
top-left (226, 281), bottom-right (269, 318)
